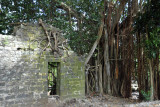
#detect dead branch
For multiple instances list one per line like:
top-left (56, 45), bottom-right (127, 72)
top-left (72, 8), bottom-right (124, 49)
top-left (38, 18), bottom-right (55, 51)
top-left (54, 0), bottom-right (85, 20)
top-left (38, 18), bottom-right (69, 57)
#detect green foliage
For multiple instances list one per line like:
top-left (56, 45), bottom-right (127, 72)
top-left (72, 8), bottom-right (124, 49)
top-left (134, 0), bottom-right (160, 59)
top-left (134, 0), bottom-right (160, 33)
top-left (141, 90), bottom-right (151, 101)
top-left (145, 27), bottom-right (160, 58)
top-left (48, 62), bottom-right (58, 87)
top-left (0, 0), bottom-right (104, 54)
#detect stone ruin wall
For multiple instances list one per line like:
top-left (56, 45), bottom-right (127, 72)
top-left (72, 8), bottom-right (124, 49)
top-left (0, 24), bottom-right (85, 107)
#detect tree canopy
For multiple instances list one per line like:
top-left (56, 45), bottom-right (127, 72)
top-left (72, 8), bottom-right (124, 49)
top-left (0, 0), bottom-right (104, 54)
top-left (134, 0), bottom-right (160, 58)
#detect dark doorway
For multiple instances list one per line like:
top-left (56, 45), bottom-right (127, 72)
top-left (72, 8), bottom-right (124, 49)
top-left (48, 62), bottom-right (60, 95)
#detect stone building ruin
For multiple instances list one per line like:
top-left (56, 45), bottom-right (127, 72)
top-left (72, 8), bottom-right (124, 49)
top-left (0, 23), bottom-right (85, 107)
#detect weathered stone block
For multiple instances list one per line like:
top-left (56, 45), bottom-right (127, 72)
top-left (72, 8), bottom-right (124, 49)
top-left (5, 95), bottom-right (15, 100)
top-left (0, 98), bottom-right (3, 101)
top-left (0, 82), bottom-right (5, 86)
top-left (17, 93), bottom-right (33, 99)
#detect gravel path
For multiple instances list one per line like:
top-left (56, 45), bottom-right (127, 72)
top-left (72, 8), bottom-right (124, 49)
top-left (46, 95), bottom-right (160, 107)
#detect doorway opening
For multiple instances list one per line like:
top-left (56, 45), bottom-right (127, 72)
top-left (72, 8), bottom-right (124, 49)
top-left (48, 62), bottom-right (60, 95)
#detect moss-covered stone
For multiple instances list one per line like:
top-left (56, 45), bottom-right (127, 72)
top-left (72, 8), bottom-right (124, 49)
top-left (0, 23), bottom-right (85, 107)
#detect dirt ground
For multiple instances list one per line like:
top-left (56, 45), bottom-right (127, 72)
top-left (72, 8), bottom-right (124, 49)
top-left (46, 95), bottom-right (160, 107)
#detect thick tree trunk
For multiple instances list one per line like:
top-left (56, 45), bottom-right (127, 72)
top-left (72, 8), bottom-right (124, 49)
top-left (157, 52), bottom-right (160, 100)
top-left (149, 59), bottom-right (154, 101)
top-left (137, 32), bottom-right (144, 100)
top-left (122, 35), bottom-right (132, 98)
top-left (95, 60), bottom-right (99, 92)
top-left (104, 28), bottom-right (111, 94)
top-left (158, 64), bottom-right (160, 99)
top-left (99, 64), bottom-right (103, 94)
top-left (154, 52), bottom-right (159, 100)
